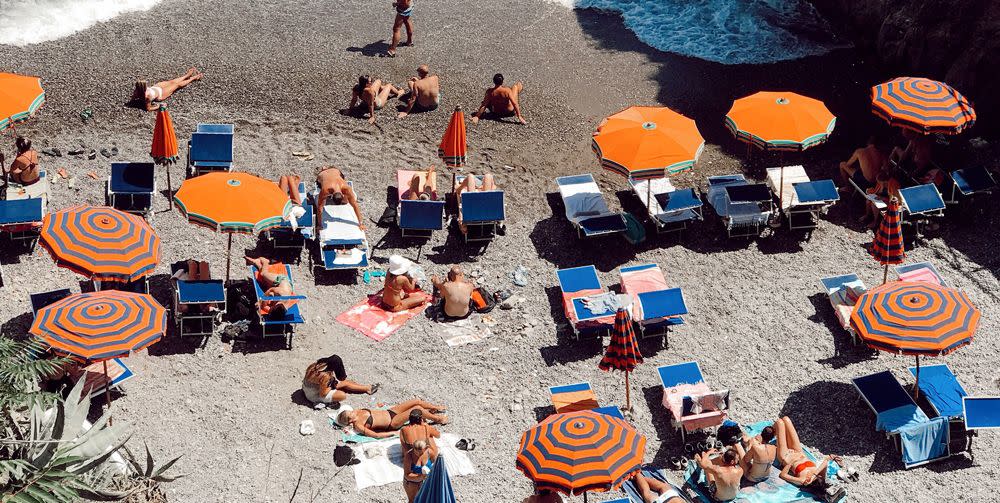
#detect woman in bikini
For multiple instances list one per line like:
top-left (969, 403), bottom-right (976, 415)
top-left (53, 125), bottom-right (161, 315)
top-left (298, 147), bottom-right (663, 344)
top-left (348, 75), bottom-right (403, 124)
top-left (630, 472), bottom-right (686, 503)
top-left (335, 399), bottom-right (448, 439)
top-left (775, 416), bottom-right (840, 489)
top-left (735, 425), bottom-right (777, 483)
top-left (127, 68), bottom-right (203, 111)
top-left (400, 409), bottom-right (440, 502)
top-left (245, 256), bottom-right (297, 316)
top-left (301, 355), bottom-right (379, 405)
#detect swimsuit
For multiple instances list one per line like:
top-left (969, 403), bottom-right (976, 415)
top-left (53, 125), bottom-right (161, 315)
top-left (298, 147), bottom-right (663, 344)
top-left (793, 460), bottom-right (815, 476)
top-left (654, 488), bottom-right (680, 503)
top-left (850, 169), bottom-right (873, 191)
top-left (396, 1), bottom-right (413, 17)
top-left (145, 86), bottom-right (163, 101)
top-left (746, 449), bottom-right (776, 483)
top-left (410, 460), bottom-right (433, 474)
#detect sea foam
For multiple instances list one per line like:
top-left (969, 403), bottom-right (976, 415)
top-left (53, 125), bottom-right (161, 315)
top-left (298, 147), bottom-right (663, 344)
top-left (0, 0), bottom-right (161, 46)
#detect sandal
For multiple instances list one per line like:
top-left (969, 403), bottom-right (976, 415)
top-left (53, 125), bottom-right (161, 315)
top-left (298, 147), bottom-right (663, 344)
top-left (669, 457), bottom-right (682, 470)
top-left (368, 383), bottom-right (381, 395)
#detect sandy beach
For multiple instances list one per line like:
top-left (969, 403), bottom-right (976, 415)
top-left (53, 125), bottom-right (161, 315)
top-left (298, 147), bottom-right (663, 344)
top-left (1, 0), bottom-right (998, 501)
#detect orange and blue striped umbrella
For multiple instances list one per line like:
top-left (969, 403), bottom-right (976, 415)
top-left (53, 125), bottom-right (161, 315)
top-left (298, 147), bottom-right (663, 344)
top-left (30, 290), bottom-right (166, 361)
top-left (725, 91), bottom-right (835, 152)
top-left (850, 281), bottom-right (979, 356)
top-left (600, 309), bottom-right (643, 373)
top-left (0, 72), bottom-right (45, 133)
top-left (438, 105), bottom-right (467, 168)
top-left (871, 198), bottom-right (905, 266)
top-left (516, 410), bottom-right (645, 496)
top-left (40, 205), bottom-right (161, 283)
top-left (174, 172), bottom-right (291, 234)
top-left (871, 77), bottom-right (976, 135)
top-left (593, 106), bottom-right (703, 179)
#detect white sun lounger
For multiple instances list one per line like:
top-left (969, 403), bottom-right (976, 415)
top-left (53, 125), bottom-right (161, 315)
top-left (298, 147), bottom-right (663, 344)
top-left (314, 183), bottom-right (369, 272)
top-left (706, 175), bottom-right (772, 238)
top-left (556, 174), bottom-right (627, 238)
top-left (628, 177), bottom-right (702, 233)
top-left (766, 165), bottom-right (839, 231)
top-left (820, 273), bottom-right (867, 344)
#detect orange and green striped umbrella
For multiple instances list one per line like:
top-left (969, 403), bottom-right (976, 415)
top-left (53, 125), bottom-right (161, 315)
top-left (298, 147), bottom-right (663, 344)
top-left (725, 91), bottom-right (835, 152)
top-left (871, 77), bottom-right (976, 135)
top-left (173, 171), bottom-right (291, 234)
top-left (438, 105), bottom-right (467, 168)
top-left (40, 205), bottom-right (161, 283)
top-left (593, 106), bottom-right (703, 179)
top-left (150, 106), bottom-right (178, 164)
top-left (0, 72), bottom-right (45, 133)
top-left (30, 290), bottom-right (166, 362)
top-left (516, 410), bottom-right (645, 496)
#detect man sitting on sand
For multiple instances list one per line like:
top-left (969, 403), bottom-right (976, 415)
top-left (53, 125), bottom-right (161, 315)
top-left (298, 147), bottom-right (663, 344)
top-left (382, 255), bottom-right (429, 312)
top-left (7, 137), bottom-right (40, 186)
top-left (316, 167), bottom-right (365, 230)
top-left (431, 266), bottom-right (475, 319)
top-left (402, 166), bottom-right (438, 200)
top-left (349, 75), bottom-right (403, 124)
top-left (629, 471), bottom-right (686, 503)
top-left (398, 65), bottom-right (440, 119)
top-left (838, 135), bottom-right (885, 193)
top-left (245, 256), bottom-right (297, 316)
top-left (334, 399), bottom-right (448, 439)
top-left (301, 354), bottom-right (379, 405)
top-left (694, 449), bottom-right (743, 502)
top-left (472, 73), bottom-right (526, 125)
top-left (734, 425), bottom-right (777, 483)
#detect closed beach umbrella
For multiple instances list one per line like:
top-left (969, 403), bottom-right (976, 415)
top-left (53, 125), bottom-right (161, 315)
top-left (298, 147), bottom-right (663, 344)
top-left (599, 308), bottom-right (643, 411)
top-left (593, 106), bottom-right (703, 179)
top-left (850, 281), bottom-right (979, 397)
top-left (414, 454), bottom-right (457, 503)
top-left (724, 91), bottom-right (836, 152)
top-left (173, 171), bottom-right (292, 281)
top-left (516, 410), bottom-right (645, 499)
top-left (40, 205), bottom-right (161, 283)
top-left (871, 77), bottom-right (976, 135)
top-left (438, 105), bottom-right (467, 168)
top-left (151, 105), bottom-right (180, 208)
top-left (0, 72), bottom-right (45, 133)
top-left (870, 198), bottom-right (905, 284)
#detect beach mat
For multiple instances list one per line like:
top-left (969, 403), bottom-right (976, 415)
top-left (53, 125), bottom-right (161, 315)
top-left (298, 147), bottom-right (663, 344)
top-left (351, 433), bottom-right (475, 490)
top-left (440, 317), bottom-right (491, 347)
top-left (335, 292), bottom-right (431, 342)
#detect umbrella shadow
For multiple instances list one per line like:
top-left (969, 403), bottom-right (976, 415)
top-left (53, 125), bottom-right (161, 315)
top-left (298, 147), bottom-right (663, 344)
top-left (532, 405), bottom-right (556, 423)
top-left (0, 312), bottom-right (33, 341)
top-left (640, 384), bottom-right (681, 467)
top-left (808, 292), bottom-right (878, 368)
top-left (778, 380), bottom-right (873, 458)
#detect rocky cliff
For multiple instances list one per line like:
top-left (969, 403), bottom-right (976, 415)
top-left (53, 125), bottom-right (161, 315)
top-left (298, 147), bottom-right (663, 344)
top-left (809, 0), bottom-right (999, 134)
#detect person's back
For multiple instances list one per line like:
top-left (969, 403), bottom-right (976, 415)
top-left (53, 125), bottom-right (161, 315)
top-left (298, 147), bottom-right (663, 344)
top-left (714, 462), bottom-right (742, 501)
top-left (856, 144), bottom-right (886, 181)
top-left (383, 273), bottom-right (409, 308)
top-left (414, 74), bottom-right (439, 107)
top-left (433, 266), bottom-right (473, 318)
top-left (746, 442), bottom-right (776, 482)
top-left (488, 86), bottom-right (514, 113)
top-left (10, 137), bottom-right (40, 185)
top-left (317, 167), bottom-right (347, 200)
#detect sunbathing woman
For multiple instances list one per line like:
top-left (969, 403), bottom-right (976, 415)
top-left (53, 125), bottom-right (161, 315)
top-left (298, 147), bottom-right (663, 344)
top-left (402, 439), bottom-right (433, 502)
top-left (630, 472), bottom-right (686, 503)
top-left (335, 399), bottom-right (448, 439)
top-left (348, 75), bottom-right (403, 124)
top-left (127, 68), bottom-right (203, 111)
top-left (278, 174), bottom-right (303, 205)
top-left (774, 416), bottom-right (840, 489)
top-left (8, 137), bottom-right (40, 186)
top-left (301, 354), bottom-right (379, 405)
top-left (245, 256), bottom-right (297, 316)
top-left (401, 165), bottom-right (438, 201)
top-left (382, 255), bottom-right (429, 312)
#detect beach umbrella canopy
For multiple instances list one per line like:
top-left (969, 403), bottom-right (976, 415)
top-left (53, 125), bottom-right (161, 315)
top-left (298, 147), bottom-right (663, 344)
top-left (40, 205), bottom-right (161, 283)
top-left (592, 106), bottom-right (703, 179)
top-left (870, 198), bottom-right (905, 283)
top-left (438, 105), bottom-right (467, 168)
top-left (0, 72), bottom-right (45, 133)
top-left (599, 308), bottom-right (643, 410)
top-left (173, 171), bottom-right (291, 281)
top-left (871, 77), bottom-right (976, 135)
top-left (151, 105), bottom-right (180, 208)
top-left (413, 454), bottom-right (457, 503)
top-left (724, 91), bottom-right (836, 152)
top-left (516, 410), bottom-right (645, 497)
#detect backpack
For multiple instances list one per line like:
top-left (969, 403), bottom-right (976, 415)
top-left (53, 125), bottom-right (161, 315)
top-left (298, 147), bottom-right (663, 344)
top-left (471, 287), bottom-right (496, 314)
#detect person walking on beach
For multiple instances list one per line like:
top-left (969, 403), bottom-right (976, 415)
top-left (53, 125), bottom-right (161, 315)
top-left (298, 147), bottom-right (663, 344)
top-left (471, 74), bottom-right (526, 125)
top-left (348, 75), bottom-right (403, 124)
top-left (398, 65), bottom-right (440, 118)
top-left (127, 68), bottom-right (203, 111)
top-left (387, 0), bottom-right (414, 57)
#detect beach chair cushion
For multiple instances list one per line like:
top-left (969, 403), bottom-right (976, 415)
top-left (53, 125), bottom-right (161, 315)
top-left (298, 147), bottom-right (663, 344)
top-left (822, 274), bottom-right (866, 330)
top-left (963, 397), bottom-right (1000, 429)
top-left (320, 203), bottom-right (365, 245)
top-left (908, 364), bottom-right (967, 418)
top-left (766, 165), bottom-right (810, 209)
top-left (896, 261), bottom-right (945, 286)
top-left (557, 266), bottom-right (614, 327)
top-left (899, 184), bottom-right (945, 215)
top-left (550, 382), bottom-right (599, 413)
top-left (620, 264), bottom-right (686, 322)
top-left (176, 280), bottom-right (225, 304)
top-left (190, 132), bottom-right (233, 163)
top-left (0, 198), bottom-right (43, 228)
top-left (197, 123), bottom-right (234, 134)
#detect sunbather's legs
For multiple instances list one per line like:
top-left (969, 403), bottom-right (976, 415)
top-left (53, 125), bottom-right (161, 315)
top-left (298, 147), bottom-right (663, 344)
top-left (155, 68), bottom-right (202, 101)
top-left (391, 407), bottom-right (448, 428)
top-left (408, 174), bottom-right (423, 200)
top-left (280, 175), bottom-right (303, 204)
top-left (197, 261), bottom-right (210, 280)
top-left (455, 174), bottom-right (477, 196)
top-left (403, 479), bottom-right (421, 503)
top-left (510, 82), bottom-right (524, 107)
top-left (482, 173), bottom-right (496, 191)
top-left (423, 166), bottom-right (436, 197)
top-left (775, 418), bottom-right (790, 463)
top-left (246, 257), bottom-right (280, 286)
top-left (634, 474), bottom-right (664, 503)
top-left (390, 399), bottom-right (446, 414)
top-left (335, 379), bottom-right (373, 394)
top-left (781, 416), bottom-right (802, 452)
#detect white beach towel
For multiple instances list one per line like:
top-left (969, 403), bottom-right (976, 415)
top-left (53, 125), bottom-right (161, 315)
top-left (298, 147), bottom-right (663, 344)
top-left (629, 177), bottom-right (676, 215)
top-left (352, 433), bottom-right (475, 490)
top-left (766, 165), bottom-right (809, 210)
top-left (440, 318), bottom-right (491, 347)
top-left (559, 180), bottom-right (610, 222)
top-left (320, 203), bottom-right (365, 243)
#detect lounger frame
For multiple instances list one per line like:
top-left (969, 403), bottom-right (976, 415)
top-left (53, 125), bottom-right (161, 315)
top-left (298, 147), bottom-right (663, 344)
top-left (707, 175), bottom-right (772, 238)
top-left (819, 273), bottom-right (864, 344)
top-left (267, 182), bottom-right (314, 260)
top-left (945, 166), bottom-right (997, 204)
top-left (627, 178), bottom-right (703, 234)
top-left (556, 174), bottom-right (627, 239)
top-left (106, 162), bottom-right (155, 219)
top-left (186, 123), bottom-right (234, 177)
top-left (556, 265), bottom-right (614, 340)
top-left (0, 198), bottom-right (44, 250)
top-left (170, 263), bottom-right (226, 339)
top-left (452, 174), bottom-right (505, 243)
top-left (311, 183), bottom-right (369, 273)
top-left (657, 361), bottom-right (726, 442)
top-left (249, 264), bottom-right (305, 343)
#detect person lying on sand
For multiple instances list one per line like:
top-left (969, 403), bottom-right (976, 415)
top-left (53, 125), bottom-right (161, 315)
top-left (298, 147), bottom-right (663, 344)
top-left (522, 488), bottom-right (564, 503)
top-left (734, 425), bottom-right (777, 483)
top-left (472, 73), bottom-right (525, 125)
top-left (245, 256), bottom-right (297, 316)
top-left (630, 471), bottom-right (686, 503)
top-left (838, 135), bottom-right (886, 193)
top-left (694, 449), bottom-right (742, 502)
top-left (431, 266), bottom-right (475, 319)
top-left (302, 354), bottom-right (379, 405)
top-left (387, 0), bottom-right (414, 57)
top-left (382, 255), bottom-right (428, 312)
top-left (398, 65), bottom-right (440, 118)
top-left (349, 75), bottom-right (403, 124)
top-left (773, 416), bottom-right (841, 490)
top-left (315, 167), bottom-right (365, 229)
top-left (334, 399), bottom-right (448, 439)
top-left (7, 137), bottom-right (40, 186)
top-left (127, 68), bottom-right (202, 111)
top-left (402, 165), bottom-right (438, 200)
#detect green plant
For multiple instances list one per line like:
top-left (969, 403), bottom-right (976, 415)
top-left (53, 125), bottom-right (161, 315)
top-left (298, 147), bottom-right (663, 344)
top-left (0, 338), bottom-right (67, 417)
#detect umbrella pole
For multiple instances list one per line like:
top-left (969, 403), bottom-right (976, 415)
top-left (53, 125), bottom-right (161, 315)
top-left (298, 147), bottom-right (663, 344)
top-left (167, 164), bottom-right (174, 210)
top-left (625, 371), bottom-right (632, 411)
top-left (646, 181), bottom-right (652, 215)
top-left (883, 264), bottom-right (889, 285)
top-left (226, 233), bottom-right (233, 284)
top-left (914, 356), bottom-right (920, 400)
top-left (103, 360), bottom-right (113, 425)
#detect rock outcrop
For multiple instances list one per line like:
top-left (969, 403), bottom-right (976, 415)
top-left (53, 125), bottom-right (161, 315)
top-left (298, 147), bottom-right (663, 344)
top-left (809, 0), bottom-right (999, 134)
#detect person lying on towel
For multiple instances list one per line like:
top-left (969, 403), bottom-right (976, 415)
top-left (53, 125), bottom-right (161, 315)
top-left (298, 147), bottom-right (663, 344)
top-left (773, 416), bottom-right (842, 490)
top-left (431, 266), bottom-right (474, 319)
top-left (334, 399), bottom-right (448, 439)
top-left (246, 256), bottom-right (297, 317)
top-left (382, 255), bottom-right (428, 312)
top-left (630, 471), bottom-right (686, 503)
top-left (301, 354), bottom-right (379, 406)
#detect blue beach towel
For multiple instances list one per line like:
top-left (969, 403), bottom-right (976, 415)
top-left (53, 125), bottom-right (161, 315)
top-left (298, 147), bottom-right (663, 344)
top-left (898, 417), bottom-right (948, 467)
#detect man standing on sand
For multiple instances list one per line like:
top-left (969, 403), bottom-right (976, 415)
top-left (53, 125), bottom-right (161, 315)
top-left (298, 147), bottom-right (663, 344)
top-left (387, 0), bottom-right (414, 57)
top-left (838, 135), bottom-right (886, 192)
top-left (472, 74), bottom-right (526, 125)
top-left (398, 65), bottom-right (440, 118)
top-left (316, 167), bottom-right (365, 230)
top-left (431, 266), bottom-right (475, 319)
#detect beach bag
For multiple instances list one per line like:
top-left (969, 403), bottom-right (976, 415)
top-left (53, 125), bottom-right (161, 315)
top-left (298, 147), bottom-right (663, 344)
top-left (717, 424), bottom-right (742, 446)
top-left (334, 444), bottom-right (359, 467)
top-left (471, 287), bottom-right (496, 314)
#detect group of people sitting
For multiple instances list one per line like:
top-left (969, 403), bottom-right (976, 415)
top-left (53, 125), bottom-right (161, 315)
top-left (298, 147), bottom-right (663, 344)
top-left (300, 354), bottom-right (448, 502)
top-left (381, 254), bottom-right (481, 319)
top-left (1, 136), bottom-right (41, 193)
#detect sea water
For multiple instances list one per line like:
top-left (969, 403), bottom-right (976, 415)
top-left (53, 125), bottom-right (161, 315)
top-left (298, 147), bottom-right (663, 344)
top-left (548, 0), bottom-right (846, 64)
top-left (0, 0), bottom-right (161, 46)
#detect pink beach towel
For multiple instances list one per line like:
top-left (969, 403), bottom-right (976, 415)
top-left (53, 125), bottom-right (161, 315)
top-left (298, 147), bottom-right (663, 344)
top-left (621, 266), bottom-right (669, 320)
top-left (899, 267), bottom-right (941, 285)
top-left (335, 291), bottom-right (431, 341)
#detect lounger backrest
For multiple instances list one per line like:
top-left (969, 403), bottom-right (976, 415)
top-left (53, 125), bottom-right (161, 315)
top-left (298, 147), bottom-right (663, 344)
top-left (110, 162), bottom-right (155, 193)
top-left (659, 188), bottom-right (702, 212)
top-left (176, 280), bottom-right (226, 303)
top-left (658, 361), bottom-right (704, 388)
top-left (726, 183), bottom-right (771, 203)
top-left (593, 406), bottom-right (625, 420)
top-left (399, 199), bottom-right (445, 230)
top-left (899, 184), bottom-right (945, 214)
top-left (853, 371), bottom-right (914, 413)
top-left (0, 198), bottom-right (44, 225)
top-left (550, 382), bottom-right (591, 395)
top-left (963, 397), bottom-right (1000, 429)
top-left (895, 261), bottom-right (945, 286)
top-left (190, 132), bottom-right (233, 162)
top-left (820, 274), bottom-right (862, 294)
top-left (196, 123), bottom-right (234, 134)
top-left (30, 289), bottom-right (72, 316)
top-left (557, 174), bottom-right (596, 186)
top-left (461, 191), bottom-right (505, 222)
top-left (708, 175), bottom-right (746, 187)
top-left (908, 364), bottom-right (967, 418)
top-left (638, 288), bottom-right (688, 319)
top-left (556, 266), bottom-right (601, 293)
top-left (952, 166), bottom-right (997, 194)
top-left (793, 179), bottom-right (839, 204)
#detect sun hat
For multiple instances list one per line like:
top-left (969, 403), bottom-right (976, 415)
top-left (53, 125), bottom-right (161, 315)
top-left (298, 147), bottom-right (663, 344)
top-left (388, 255), bottom-right (413, 276)
top-left (333, 404), bottom-right (354, 427)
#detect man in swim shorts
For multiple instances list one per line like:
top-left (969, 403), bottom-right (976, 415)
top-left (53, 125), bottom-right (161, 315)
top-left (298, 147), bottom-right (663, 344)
top-left (398, 65), bottom-right (440, 118)
top-left (838, 135), bottom-right (886, 193)
top-left (316, 167), bottom-right (365, 230)
top-left (387, 0), bottom-right (414, 57)
top-left (472, 73), bottom-right (526, 125)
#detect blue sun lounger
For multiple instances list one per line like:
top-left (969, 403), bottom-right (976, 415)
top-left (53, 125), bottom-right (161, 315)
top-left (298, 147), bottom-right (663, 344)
top-left (707, 175), bottom-right (772, 238)
top-left (557, 174), bottom-right (627, 238)
top-left (454, 174), bottom-right (505, 243)
top-left (170, 263), bottom-right (226, 338)
top-left (187, 123), bottom-right (234, 176)
top-left (964, 397), bottom-right (1000, 430)
top-left (29, 288), bottom-right (72, 317)
top-left (556, 265), bottom-right (615, 339)
top-left (396, 170), bottom-right (446, 238)
top-left (899, 183), bottom-right (946, 238)
top-left (946, 166), bottom-right (997, 203)
top-left (249, 264), bottom-right (305, 340)
top-left (908, 364), bottom-right (966, 419)
top-left (0, 198), bottom-right (44, 250)
top-left (766, 166), bottom-right (839, 231)
top-left (106, 162), bottom-right (155, 217)
top-left (266, 182), bottom-right (314, 259)
top-left (549, 382), bottom-right (624, 419)
top-left (619, 264), bottom-right (686, 343)
top-left (314, 183), bottom-right (368, 272)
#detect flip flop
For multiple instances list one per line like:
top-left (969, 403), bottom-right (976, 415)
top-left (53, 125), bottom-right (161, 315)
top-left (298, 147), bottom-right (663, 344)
top-left (368, 383), bottom-right (381, 395)
top-left (669, 457), bottom-right (682, 470)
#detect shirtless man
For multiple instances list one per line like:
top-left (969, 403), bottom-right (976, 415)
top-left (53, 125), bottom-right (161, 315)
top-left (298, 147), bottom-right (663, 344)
top-left (245, 256), bottom-right (297, 316)
top-left (630, 472), bottom-right (686, 503)
top-left (838, 136), bottom-right (885, 193)
top-left (891, 129), bottom-right (935, 179)
top-left (316, 167), bottom-right (365, 230)
top-left (694, 449), bottom-right (743, 502)
top-left (383, 255), bottom-right (429, 312)
top-left (398, 65), bottom-right (440, 118)
top-left (431, 266), bottom-right (475, 319)
top-left (349, 75), bottom-right (403, 124)
top-left (472, 73), bottom-right (526, 125)
top-left (734, 425), bottom-right (778, 483)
